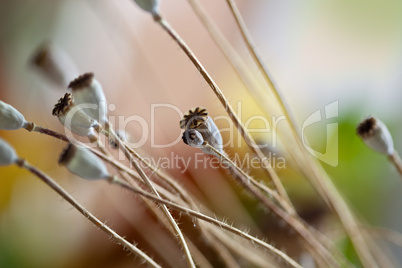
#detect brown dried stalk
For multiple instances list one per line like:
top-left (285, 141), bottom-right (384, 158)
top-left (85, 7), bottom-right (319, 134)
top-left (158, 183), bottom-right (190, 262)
top-left (15, 159), bottom-right (160, 268)
top-left (148, 10), bottom-right (294, 214)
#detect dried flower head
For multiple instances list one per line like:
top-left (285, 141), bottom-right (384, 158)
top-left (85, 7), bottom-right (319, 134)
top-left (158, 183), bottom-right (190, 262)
top-left (180, 107), bottom-right (223, 153)
top-left (357, 116), bottom-right (394, 155)
top-left (52, 93), bottom-right (100, 137)
top-left (0, 101), bottom-right (28, 130)
top-left (0, 138), bottom-right (18, 166)
top-left (180, 107), bottom-right (208, 129)
top-left (59, 144), bottom-right (110, 180)
top-left (68, 73), bottom-right (108, 125)
top-left (31, 42), bottom-right (79, 88)
top-left (52, 93), bottom-right (74, 116)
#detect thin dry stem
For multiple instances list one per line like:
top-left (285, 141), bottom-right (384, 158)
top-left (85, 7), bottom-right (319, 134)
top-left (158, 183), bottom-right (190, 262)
top-left (187, 0), bottom-right (266, 102)
top-left (121, 144), bottom-right (253, 266)
top-left (152, 12), bottom-right (294, 214)
top-left (204, 143), bottom-right (293, 214)
top-left (225, 1), bottom-right (384, 266)
top-left (16, 159), bottom-right (160, 268)
top-left (187, 0), bottom-right (318, 206)
top-left (389, 151), bottom-right (402, 177)
top-left (105, 123), bottom-right (196, 268)
top-left (202, 144), bottom-right (339, 267)
top-left (104, 144), bottom-right (274, 266)
top-left (112, 177), bottom-right (303, 268)
top-left (28, 123), bottom-right (332, 266)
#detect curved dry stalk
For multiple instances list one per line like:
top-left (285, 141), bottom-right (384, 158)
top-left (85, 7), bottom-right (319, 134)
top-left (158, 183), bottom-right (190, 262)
top-left (26, 123), bottom-right (331, 266)
top-left (150, 11), bottom-right (293, 213)
top-left (224, 1), bottom-right (387, 266)
top-left (110, 156), bottom-right (278, 266)
top-left (105, 123), bottom-right (196, 268)
top-left (121, 143), bottom-right (334, 266)
top-left (187, 0), bottom-right (267, 105)
top-left (111, 177), bottom-right (303, 268)
top-left (25, 122), bottom-right (69, 142)
top-left (16, 159), bottom-right (160, 268)
top-left (186, 0), bottom-right (317, 205)
top-left (25, 123), bottom-right (306, 266)
top-left (202, 143), bottom-right (340, 266)
top-left (224, 0), bottom-right (298, 134)
top-left (204, 143), bottom-right (294, 213)
top-left (121, 141), bottom-right (272, 266)
top-left (388, 151), bottom-right (402, 177)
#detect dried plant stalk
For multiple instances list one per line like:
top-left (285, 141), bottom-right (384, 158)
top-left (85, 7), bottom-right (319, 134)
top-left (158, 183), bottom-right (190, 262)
top-left (112, 177), bottom-right (303, 268)
top-left (105, 123), bottom-right (196, 268)
top-left (15, 159), bottom-right (160, 268)
top-left (151, 12), bottom-right (294, 215)
top-left (224, 0), bottom-right (389, 266)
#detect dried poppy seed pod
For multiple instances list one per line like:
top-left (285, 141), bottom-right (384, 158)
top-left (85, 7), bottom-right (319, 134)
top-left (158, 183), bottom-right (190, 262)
top-left (31, 43), bottom-right (79, 88)
top-left (68, 73), bottom-right (108, 125)
top-left (180, 107), bottom-right (223, 153)
top-left (59, 144), bottom-right (110, 180)
top-left (0, 138), bottom-right (18, 166)
top-left (357, 117), bottom-right (394, 155)
top-left (134, 0), bottom-right (160, 16)
top-left (52, 93), bottom-right (101, 137)
top-left (0, 101), bottom-right (29, 130)
top-left (182, 129), bottom-right (204, 147)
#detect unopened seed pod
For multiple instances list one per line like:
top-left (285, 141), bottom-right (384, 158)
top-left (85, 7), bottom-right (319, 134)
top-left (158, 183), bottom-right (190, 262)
top-left (0, 101), bottom-right (28, 130)
top-left (68, 73), bottom-right (108, 125)
top-left (0, 138), bottom-right (18, 166)
top-left (182, 129), bottom-right (204, 147)
top-left (59, 144), bottom-right (110, 180)
top-left (357, 117), bottom-right (394, 155)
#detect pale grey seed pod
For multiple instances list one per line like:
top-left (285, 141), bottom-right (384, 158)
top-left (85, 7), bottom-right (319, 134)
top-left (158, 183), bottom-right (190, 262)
top-left (52, 93), bottom-right (101, 137)
top-left (0, 101), bottom-right (28, 130)
top-left (68, 73), bottom-right (108, 125)
top-left (182, 129), bottom-right (221, 156)
top-left (182, 129), bottom-right (204, 147)
top-left (0, 138), bottom-right (18, 166)
top-left (134, 0), bottom-right (160, 15)
top-left (31, 42), bottom-right (79, 88)
top-left (357, 117), bottom-right (394, 155)
top-left (180, 107), bottom-right (223, 153)
top-left (59, 144), bottom-right (110, 180)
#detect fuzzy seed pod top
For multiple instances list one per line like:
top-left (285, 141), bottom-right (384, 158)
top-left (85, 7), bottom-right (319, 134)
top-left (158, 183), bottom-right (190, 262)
top-left (59, 144), bottom-right (110, 180)
top-left (68, 73), bottom-right (108, 125)
top-left (180, 107), bottom-right (223, 153)
top-left (357, 117), bottom-right (394, 155)
top-left (134, 0), bottom-right (160, 15)
top-left (0, 101), bottom-right (28, 130)
top-left (0, 138), bottom-right (18, 166)
top-left (52, 93), bottom-right (100, 137)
